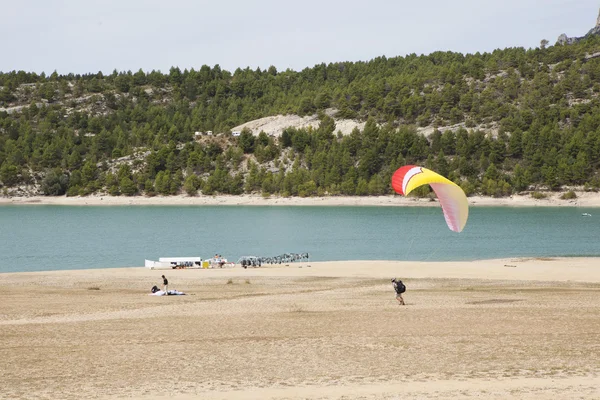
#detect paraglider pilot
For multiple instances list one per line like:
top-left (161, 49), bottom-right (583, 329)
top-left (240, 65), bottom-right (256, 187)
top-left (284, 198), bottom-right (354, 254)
top-left (391, 278), bottom-right (406, 305)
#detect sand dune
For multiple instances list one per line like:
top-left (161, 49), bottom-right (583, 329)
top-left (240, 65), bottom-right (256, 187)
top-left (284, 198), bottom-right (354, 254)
top-left (1, 258), bottom-right (599, 399)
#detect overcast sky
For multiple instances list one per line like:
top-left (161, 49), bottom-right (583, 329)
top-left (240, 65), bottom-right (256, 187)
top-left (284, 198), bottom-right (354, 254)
top-left (1, 0), bottom-right (598, 75)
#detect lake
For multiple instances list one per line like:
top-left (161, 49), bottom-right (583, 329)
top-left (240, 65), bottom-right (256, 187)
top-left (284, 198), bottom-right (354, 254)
top-left (1, 205), bottom-right (599, 273)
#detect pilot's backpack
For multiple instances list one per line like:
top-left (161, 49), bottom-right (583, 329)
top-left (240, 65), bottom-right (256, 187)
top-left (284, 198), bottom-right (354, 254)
top-left (395, 281), bottom-right (406, 294)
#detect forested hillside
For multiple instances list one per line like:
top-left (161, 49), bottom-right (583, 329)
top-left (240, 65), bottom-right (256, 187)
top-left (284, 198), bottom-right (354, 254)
top-left (2, 36), bottom-right (600, 198)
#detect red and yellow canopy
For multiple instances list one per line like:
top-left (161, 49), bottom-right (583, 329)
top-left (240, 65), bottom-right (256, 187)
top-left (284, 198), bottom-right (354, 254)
top-left (392, 165), bottom-right (469, 233)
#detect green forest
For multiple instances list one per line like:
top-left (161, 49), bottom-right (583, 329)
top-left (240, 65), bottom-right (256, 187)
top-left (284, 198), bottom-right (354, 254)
top-left (2, 36), bottom-right (600, 198)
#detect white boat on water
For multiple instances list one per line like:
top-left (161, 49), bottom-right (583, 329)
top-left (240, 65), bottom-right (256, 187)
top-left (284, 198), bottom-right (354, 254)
top-left (582, 213), bottom-right (592, 217)
top-left (145, 257), bottom-right (203, 270)
top-left (144, 256), bottom-right (233, 269)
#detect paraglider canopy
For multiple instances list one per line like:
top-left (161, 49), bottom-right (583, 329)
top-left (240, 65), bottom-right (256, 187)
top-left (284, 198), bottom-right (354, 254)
top-left (391, 165), bottom-right (469, 233)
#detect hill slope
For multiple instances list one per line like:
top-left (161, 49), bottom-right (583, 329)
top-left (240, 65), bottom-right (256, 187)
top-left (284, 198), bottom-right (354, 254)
top-left (2, 33), bottom-right (600, 198)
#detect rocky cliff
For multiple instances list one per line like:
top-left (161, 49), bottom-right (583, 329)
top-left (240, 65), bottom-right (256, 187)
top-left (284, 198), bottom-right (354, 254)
top-left (557, 8), bottom-right (600, 45)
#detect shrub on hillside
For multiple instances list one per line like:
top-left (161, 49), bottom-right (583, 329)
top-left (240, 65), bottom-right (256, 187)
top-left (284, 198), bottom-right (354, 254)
top-left (560, 190), bottom-right (577, 200)
top-left (531, 191), bottom-right (548, 199)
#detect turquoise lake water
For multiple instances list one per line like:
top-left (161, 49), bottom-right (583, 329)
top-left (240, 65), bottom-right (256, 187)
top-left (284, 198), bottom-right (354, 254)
top-left (1, 205), bottom-right (599, 273)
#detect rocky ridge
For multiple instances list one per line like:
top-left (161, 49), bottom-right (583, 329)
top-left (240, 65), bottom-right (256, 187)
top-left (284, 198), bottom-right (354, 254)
top-left (556, 8), bottom-right (600, 45)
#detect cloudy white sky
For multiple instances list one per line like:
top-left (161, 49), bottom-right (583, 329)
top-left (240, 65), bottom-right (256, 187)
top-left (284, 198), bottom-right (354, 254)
top-left (1, 0), bottom-right (598, 75)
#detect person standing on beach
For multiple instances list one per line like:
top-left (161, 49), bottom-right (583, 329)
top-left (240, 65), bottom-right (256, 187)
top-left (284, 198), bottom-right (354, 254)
top-left (162, 275), bottom-right (169, 294)
top-left (391, 278), bottom-right (406, 305)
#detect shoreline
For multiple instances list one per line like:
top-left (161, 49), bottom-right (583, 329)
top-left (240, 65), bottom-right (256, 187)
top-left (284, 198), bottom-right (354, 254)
top-left (2, 191), bottom-right (600, 207)
top-left (3, 257), bottom-right (600, 283)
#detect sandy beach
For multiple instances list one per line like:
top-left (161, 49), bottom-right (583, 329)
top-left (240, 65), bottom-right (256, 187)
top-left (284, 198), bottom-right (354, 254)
top-left (2, 191), bottom-right (600, 207)
top-left (1, 258), bottom-right (599, 399)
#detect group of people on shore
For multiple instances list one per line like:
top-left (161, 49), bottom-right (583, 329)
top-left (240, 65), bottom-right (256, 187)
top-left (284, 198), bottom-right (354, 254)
top-left (238, 252), bottom-right (310, 267)
top-left (212, 254), bottom-right (226, 268)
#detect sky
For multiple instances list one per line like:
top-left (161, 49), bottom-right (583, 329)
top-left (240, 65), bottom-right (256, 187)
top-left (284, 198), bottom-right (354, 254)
top-left (1, 0), bottom-right (599, 75)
